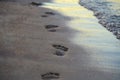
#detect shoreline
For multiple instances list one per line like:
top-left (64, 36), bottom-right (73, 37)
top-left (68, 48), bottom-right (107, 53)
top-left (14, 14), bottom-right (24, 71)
top-left (79, 0), bottom-right (120, 40)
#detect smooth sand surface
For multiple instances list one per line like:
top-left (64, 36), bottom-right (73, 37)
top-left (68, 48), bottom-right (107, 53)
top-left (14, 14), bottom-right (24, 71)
top-left (0, 1), bottom-right (119, 80)
top-left (0, 0), bottom-right (51, 4)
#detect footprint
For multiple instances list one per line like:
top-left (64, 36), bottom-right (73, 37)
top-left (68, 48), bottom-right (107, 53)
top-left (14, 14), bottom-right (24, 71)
top-left (52, 44), bottom-right (68, 52)
top-left (45, 12), bottom-right (55, 15)
top-left (54, 49), bottom-right (65, 56)
top-left (45, 25), bottom-right (59, 29)
top-left (41, 12), bottom-right (55, 18)
top-left (41, 72), bottom-right (60, 80)
top-left (45, 25), bottom-right (59, 32)
top-left (30, 2), bottom-right (43, 6)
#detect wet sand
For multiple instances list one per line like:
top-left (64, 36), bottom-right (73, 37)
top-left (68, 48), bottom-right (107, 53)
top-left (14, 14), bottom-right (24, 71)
top-left (0, 0), bottom-right (120, 80)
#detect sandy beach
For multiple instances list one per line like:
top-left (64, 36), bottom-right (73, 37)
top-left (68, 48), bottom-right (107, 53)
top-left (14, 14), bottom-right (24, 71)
top-left (0, 0), bottom-right (120, 80)
top-left (0, 0), bottom-right (51, 4)
top-left (0, 1), bottom-right (89, 80)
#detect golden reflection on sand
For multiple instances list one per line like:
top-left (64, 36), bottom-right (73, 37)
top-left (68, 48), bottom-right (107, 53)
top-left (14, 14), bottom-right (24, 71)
top-left (53, 0), bottom-right (79, 3)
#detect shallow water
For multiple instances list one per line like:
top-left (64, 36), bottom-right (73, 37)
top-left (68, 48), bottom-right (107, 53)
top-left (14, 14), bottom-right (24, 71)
top-left (108, 0), bottom-right (120, 14)
top-left (42, 0), bottom-right (120, 74)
